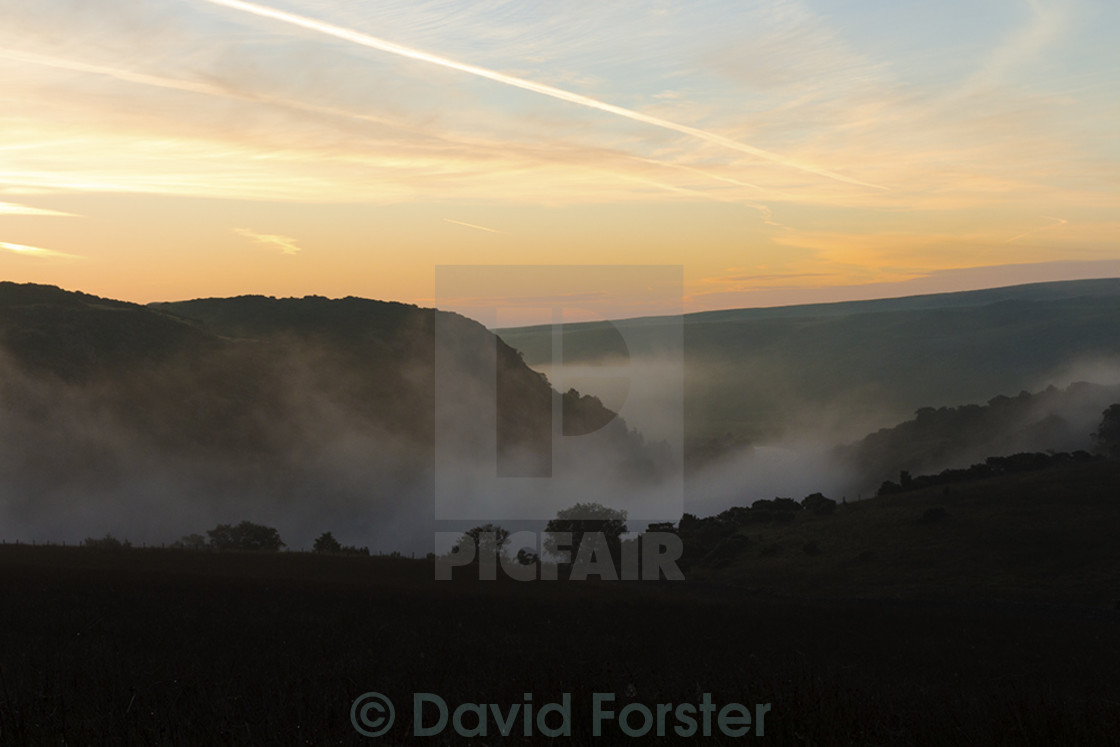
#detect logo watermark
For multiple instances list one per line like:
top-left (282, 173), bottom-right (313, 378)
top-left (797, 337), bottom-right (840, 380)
top-left (350, 692), bottom-right (396, 737)
top-left (350, 691), bottom-right (771, 739)
top-left (434, 530), bottom-right (684, 580)
top-left (433, 265), bottom-right (684, 523)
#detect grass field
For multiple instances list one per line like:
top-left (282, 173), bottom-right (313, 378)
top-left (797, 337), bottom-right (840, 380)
top-left (2, 539), bottom-right (1118, 745)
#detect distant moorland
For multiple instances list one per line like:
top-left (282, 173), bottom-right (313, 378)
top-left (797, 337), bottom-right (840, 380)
top-left (498, 278), bottom-right (1120, 463)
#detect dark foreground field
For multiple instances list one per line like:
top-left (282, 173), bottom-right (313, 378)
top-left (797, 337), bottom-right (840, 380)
top-left (1, 544), bottom-right (1118, 746)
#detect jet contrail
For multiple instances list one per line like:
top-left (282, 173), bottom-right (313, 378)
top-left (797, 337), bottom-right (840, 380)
top-left (444, 218), bottom-right (502, 233)
top-left (1006, 216), bottom-right (1068, 243)
top-left (201, 0), bottom-right (885, 190)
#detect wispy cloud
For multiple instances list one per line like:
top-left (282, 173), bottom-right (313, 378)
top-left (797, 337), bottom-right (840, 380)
top-left (0, 48), bottom-right (409, 136)
top-left (233, 227), bottom-right (303, 255)
top-left (961, 0), bottom-right (1067, 96)
top-left (1, 0), bottom-right (1111, 213)
top-left (0, 0), bottom-right (1115, 305)
top-left (0, 241), bottom-right (81, 260)
top-left (711, 272), bottom-right (837, 284)
top-left (0, 201), bottom-right (79, 217)
top-left (200, 0), bottom-right (883, 189)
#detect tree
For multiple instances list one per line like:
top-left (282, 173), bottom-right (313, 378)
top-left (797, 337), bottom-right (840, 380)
top-left (206, 521), bottom-right (285, 552)
top-left (1094, 404), bottom-right (1120, 458)
top-left (313, 531), bottom-right (342, 553)
top-left (457, 523), bottom-right (511, 560)
top-left (543, 502), bottom-right (628, 563)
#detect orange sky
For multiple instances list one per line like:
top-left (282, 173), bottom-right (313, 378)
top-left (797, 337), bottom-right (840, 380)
top-left (1, 0), bottom-right (1117, 323)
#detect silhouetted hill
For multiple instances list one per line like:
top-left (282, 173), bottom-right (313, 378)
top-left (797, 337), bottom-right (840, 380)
top-left (0, 281), bottom-right (212, 380)
top-left (151, 294), bottom-right (423, 345)
top-left (497, 278), bottom-right (1120, 458)
top-left (0, 283), bottom-right (658, 548)
top-left (672, 456), bottom-right (1120, 603)
top-left (839, 381), bottom-right (1120, 492)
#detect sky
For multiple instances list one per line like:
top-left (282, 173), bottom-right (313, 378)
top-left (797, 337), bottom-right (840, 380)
top-left (1, 0), bottom-right (1117, 322)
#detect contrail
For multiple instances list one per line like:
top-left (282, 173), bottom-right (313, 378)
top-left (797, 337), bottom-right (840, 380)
top-left (444, 218), bottom-right (502, 234)
top-left (201, 0), bottom-right (885, 190)
top-left (1006, 216), bottom-right (1068, 243)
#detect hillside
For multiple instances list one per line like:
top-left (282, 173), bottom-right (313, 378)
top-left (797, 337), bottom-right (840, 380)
top-left (0, 283), bottom-right (658, 549)
top-left (0, 281), bottom-right (212, 379)
top-left (839, 381), bottom-right (1120, 492)
top-left (496, 278), bottom-right (1120, 459)
top-left (675, 457), bottom-right (1120, 604)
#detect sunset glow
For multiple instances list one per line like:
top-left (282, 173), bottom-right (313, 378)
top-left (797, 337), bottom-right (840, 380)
top-left (1, 0), bottom-right (1117, 316)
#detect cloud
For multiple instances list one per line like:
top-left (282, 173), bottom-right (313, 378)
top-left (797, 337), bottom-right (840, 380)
top-left (0, 241), bottom-right (81, 260)
top-left (200, 0), bottom-right (883, 189)
top-left (705, 271), bottom-right (837, 284)
top-left (0, 0), bottom-right (1115, 280)
top-left (233, 227), bottom-right (303, 255)
top-left (0, 48), bottom-right (410, 137)
top-left (683, 259), bottom-right (1120, 313)
top-left (0, 201), bottom-right (79, 217)
top-left (961, 0), bottom-right (1068, 95)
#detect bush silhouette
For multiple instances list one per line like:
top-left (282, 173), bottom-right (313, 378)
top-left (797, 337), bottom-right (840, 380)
top-left (801, 493), bottom-right (837, 515)
top-left (544, 503), bottom-right (627, 565)
top-left (83, 534), bottom-right (130, 550)
top-left (313, 532), bottom-right (342, 553)
top-left (206, 521), bottom-right (285, 552)
top-left (1095, 404), bottom-right (1120, 458)
top-left (457, 523), bottom-right (512, 561)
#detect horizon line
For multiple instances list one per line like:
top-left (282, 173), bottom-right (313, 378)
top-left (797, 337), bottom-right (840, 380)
top-left (5, 272), bottom-right (1119, 327)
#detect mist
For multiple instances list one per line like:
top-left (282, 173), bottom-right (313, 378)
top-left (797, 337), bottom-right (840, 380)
top-left (0, 307), bottom-right (681, 553)
top-left (2, 332), bottom-right (1114, 555)
top-left (524, 351), bottom-right (1120, 520)
top-left (0, 346), bottom-right (437, 552)
top-left (4, 279), bottom-right (1119, 553)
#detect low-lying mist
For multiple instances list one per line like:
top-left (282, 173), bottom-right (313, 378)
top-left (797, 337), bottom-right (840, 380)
top-left (4, 345), bottom-right (1115, 554)
top-left (529, 353), bottom-right (1120, 514)
top-left (0, 291), bottom-right (676, 553)
top-left (4, 281), bottom-right (1119, 554)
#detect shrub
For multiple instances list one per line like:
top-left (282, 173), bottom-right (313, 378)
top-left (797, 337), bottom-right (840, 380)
top-left (801, 493), bottom-right (837, 515)
top-left (206, 521), bottom-right (285, 552)
top-left (84, 534), bottom-right (130, 550)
